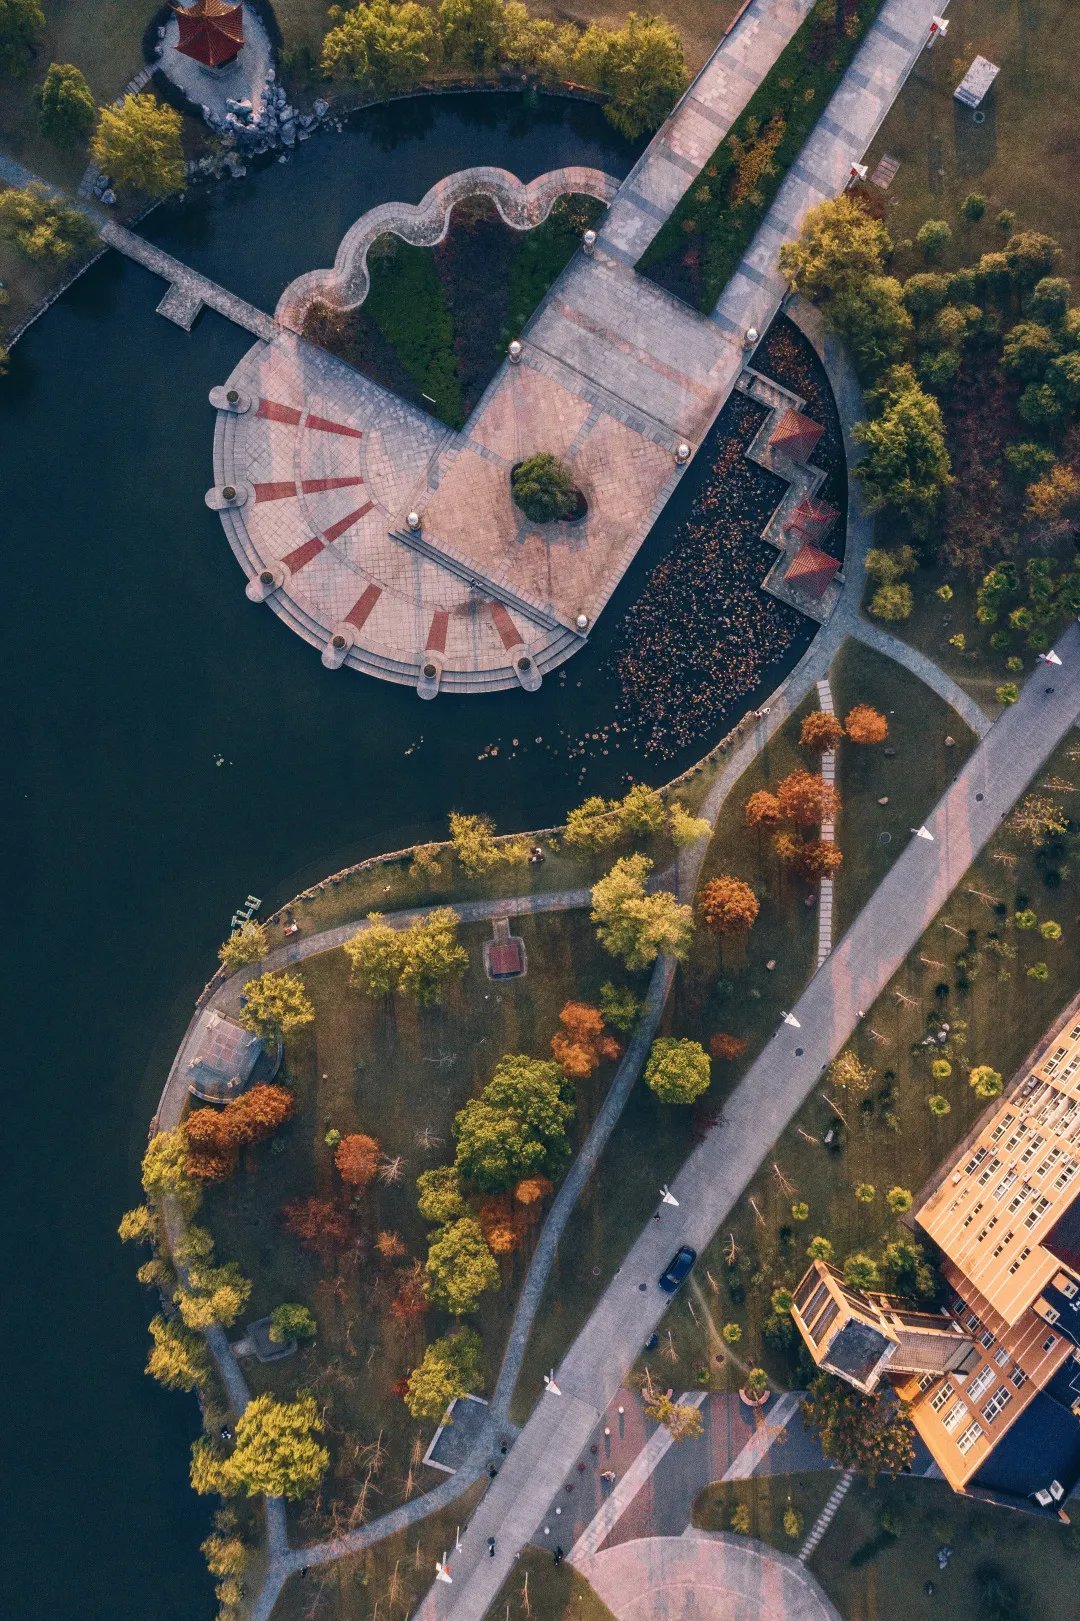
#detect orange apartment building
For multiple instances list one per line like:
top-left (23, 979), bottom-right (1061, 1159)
top-left (792, 1001), bottom-right (1080, 1515)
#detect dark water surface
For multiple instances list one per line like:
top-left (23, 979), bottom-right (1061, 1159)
top-left (0, 94), bottom-right (811, 1618)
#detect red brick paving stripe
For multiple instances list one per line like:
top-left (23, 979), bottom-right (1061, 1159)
top-left (253, 481), bottom-right (298, 502)
top-left (282, 536), bottom-right (325, 571)
top-left (322, 502), bottom-right (374, 543)
top-left (300, 476), bottom-right (365, 493)
top-left (490, 601), bottom-right (521, 651)
top-left (256, 399), bottom-right (303, 425)
top-left (425, 608), bottom-right (449, 653)
top-left (305, 413), bottom-right (363, 439)
top-left (345, 583), bottom-right (381, 630)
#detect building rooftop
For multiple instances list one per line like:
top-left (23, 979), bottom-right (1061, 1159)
top-left (769, 408), bottom-right (824, 464)
top-left (785, 543), bottom-right (841, 599)
top-left (954, 56), bottom-right (999, 109)
top-left (187, 1011), bottom-right (266, 1102)
top-left (785, 496), bottom-right (839, 544)
top-left (174, 0), bottom-right (245, 68)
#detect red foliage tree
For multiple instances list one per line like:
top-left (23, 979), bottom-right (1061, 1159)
top-left (184, 1084), bottom-right (296, 1178)
top-left (550, 1001), bottom-right (622, 1079)
top-left (776, 769), bottom-right (840, 827)
top-left (744, 789), bottom-right (783, 829)
top-left (800, 711), bottom-right (844, 751)
top-left (844, 705), bottom-right (889, 745)
top-left (334, 1133), bottom-right (381, 1188)
top-left (389, 1265), bottom-right (429, 1325)
top-left (709, 1032), bottom-right (748, 1061)
top-left (280, 1196), bottom-right (354, 1264)
top-left (700, 875), bottom-right (759, 936)
top-left (795, 840), bottom-right (844, 882)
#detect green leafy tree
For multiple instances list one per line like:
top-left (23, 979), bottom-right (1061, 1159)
top-left (0, 0), bottom-right (43, 75)
top-left (1040, 920), bottom-right (1062, 941)
top-left (1004, 230), bottom-right (1062, 289)
top-left (218, 920), bottom-right (268, 973)
top-left (212, 1394), bottom-right (329, 1500)
top-left (438, 0), bottom-right (506, 66)
top-left (572, 12), bottom-right (687, 140)
top-left (779, 194), bottom-right (891, 303)
top-left (968, 1064), bottom-right (1003, 1100)
top-left (448, 811), bottom-right (528, 872)
top-left (202, 1532), bottom-right (247, 1578)
top-left (1017, 381), bottom-right (1066, 433)
top-left (239, 971), bottom-right (314, 1039)
top-left (854, 1183), bottom-right (876, 1204)
top-left (643, 1391), bottom-right (704, 1440)
top-left (830, 274), bottom-right (912, 376)
top-left (321, 0), bottom-right (438, 91)
top-left (902, 272), bottom-right (950, 321)
top-left (880, 1237), bottom-right (935, 1299)
top-left (1001, 321), bottom-right (1057, 383)
top-left (843, 1253), bottom-right (880, 1291)
top-left (176, 1260), bottom-right (251, 1331)
top-left (928, 1093), bottom-right (951, 1116)
top-left (668, 802), bottom-right (711, 847)
top-left (1027, 276), bottom-right (1072, 327)
top-left (886, 1187), bottom-right (913, 1214)
top-left (145, 1314), bottom-right (210, 1393)
top-left (416, 1164), bottom-right (468, 1224)
top-left (91, 93), bottom-right (184, 197)
top-left (869, 582), bottom-right (914, 621)
top-left (806, 1236), bottom-right (833, 1262)
top-left (404, 1327), bottom-right (485, 1420)
top-left (644, 1036), bottom-right (711, 1104)
top-left (916, 218), bottom-right (951, 262)
top-left (617, 781), bottom-right (666, 835)
top-left (598, 980), bottom-right (642, 1033)
top-left (960, 192), bottom-right (986, 222)
top-left (269, 1303), bottom-right (316, 1344)
top-left (802, 1374), bottom-right (915, 1481)
top-left (591, 853), bottom-right (693, 969)
top-left (343, 912), bottom-right (403, 996)
top-left (38, 62), bottom-right (95, 143)
top-left (564, 794), bottom-right (620, 852)
top-left (424, 1217), bottom-right (500, 1313)
top-left (141, 1128), bottom-right (202, 1217)
top-left (0, 182), bottom-right (96, 264)
top-left (854, 366), bottom-right (951, 532)
top-left (1027, 961), bottom-right (1050, 982)
top-left (399, 907), bottom-right (468, 1004)
top-left (511, 453), bottom-right (577, 522)
top-left (118, 1204), bottom-right (155, 1244)
top-left (453, 1054), bottom-right (574, 1191)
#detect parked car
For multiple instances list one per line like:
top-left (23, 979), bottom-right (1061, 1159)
top-left (659, 1246), bottom-right (696, 1293)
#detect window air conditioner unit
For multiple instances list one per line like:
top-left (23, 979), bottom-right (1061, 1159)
top-left (952, 1171), bottom-right (963, 1185)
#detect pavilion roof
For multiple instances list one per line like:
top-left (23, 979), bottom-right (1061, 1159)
top-left (173, 0), bottom-right (245, 67)
top-left (770, 408), bottom-right (824, 464)
top-left (785, 496), bottom-right (840, 543)
top-left (785, 543), bottom-right (840, 599)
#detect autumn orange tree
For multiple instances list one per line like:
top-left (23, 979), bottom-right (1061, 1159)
top-left (334, 1133), bottom-right (381, 1189)
top-left (776, 768), bottom-right (840, 826)
top-left (700, 875), bottom-right (759, 938)
top-left (280, 1197), bottom-right (354, 1263)
top-left (844, 704), bottom-right (888, 744)
top-left (794, 839), bottom-right (843, 882)
top-left (800, 711), bottom-right (844, 752)
top-left (709, 1032), bottom-right (747, 1061)
top-left (185, 1084), bottom-right (296, 1179)
top-left (744, 789), bottom-right (782, 831)
top-left (550, 1001), bottom-right (621, 1079)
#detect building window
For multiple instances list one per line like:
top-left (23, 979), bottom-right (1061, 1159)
top-left (1053, 1161), bottom-right (1078, 1191)
top-left (1045, 1046), bottom-right (1068, 1076)
top-left (1007, 1190), bottom-right (1028, 1214)
top-left (966, 1145), bottom-right (989, 1170)
top-left (1025, 1197), bottom-right (1051, 1228)
top-left (931, 1382), bottom-right (954, 1413)
top-left (1010, 1367), bottom-right (1028, 1389)
top-left (977, 1159), bottom-right (1000, 1188)
top-left (1042, 1335), bottom-right (1057, 1353)
top-left (1019, 1136), bottom-right (1043, 1166)
top-left (966, 1313), bottom-right (979, 1331)
top-left (994, 1347), bottom-right (1010, 1367)
top-left (1058, 1277), bottom-right (1078, 1300)
top-left (943, 1400), bottom-right (970, 1434)
top-left (917, 1373), bottom-right (936, 1393)
top-left (957, 1422), bottom-right (984, 1456)
top-left (967, 1367), bottom-right (995, 1400)
top-left (1007, 1247), bottom-right (1031, 1275)
top-left (980, 1329), bottom-right (995, 1348)
top-left (983, 1386), bottom-right (1012, 1421)
top-left (1041, 1304), bottom-right (1060, 1325)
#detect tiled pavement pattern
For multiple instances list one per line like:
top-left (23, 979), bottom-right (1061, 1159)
top-left (211, 0), bottom-right (944, 691)
top-left (815, 677), bottom-right (837, 969)
top-left (575, 1532), bottom-right (841, 1621)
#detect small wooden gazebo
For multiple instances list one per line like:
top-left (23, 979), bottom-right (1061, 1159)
top-left (785, 495), bottom-right (840, 545)
top-left (769, 408), bottom-right (824, 465)
top-left (784, 543), bottom-right (840, 600)
top-left (173, 0), bottom-right (245, 67)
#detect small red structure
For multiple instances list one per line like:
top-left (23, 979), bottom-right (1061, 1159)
top-left (785, 544), bottom-right (840, 600)
top-left (785, 495), bottom-right (840, 544)
top-left (769, 408), bottom-right (824, 465)
top-left (173, 0), bottom-right (245, 68)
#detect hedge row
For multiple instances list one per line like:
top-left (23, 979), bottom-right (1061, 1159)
top-left (636, 0), bottom-right (888, 312)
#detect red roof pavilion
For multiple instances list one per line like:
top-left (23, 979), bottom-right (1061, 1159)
top-left (770, 408), bottom-right (824, 465)
top-left (173, 0), bottom-right (245, 67)
top-left (785, 496), bottom-right (840, 544)
top-left (785, 544), bottom-right (840, 600)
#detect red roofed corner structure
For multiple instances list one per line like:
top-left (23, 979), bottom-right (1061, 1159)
top-left (769, 408), bottom-right (824, 465)
top-left (173, 0), bottom-right (245, 67)
top-left (784, 544), bottom-right (840, 600)
top-left (785, 496), bottom-right (840, 545)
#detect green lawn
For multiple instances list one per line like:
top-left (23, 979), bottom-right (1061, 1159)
top-left (692, 1470), bottom-right (837, 1553)
top-left (511, 646), bottom-right (973, 1420)
top-left (864, 0), bottom-right (1080, 282)
top-left (200, 909), bottom-right (626, 1539)
top-left (812, 1474), bottom-right (1080, 1621)
top-left (271, 1480), bottom-right (487, 1621)
top-left (657, 729), bottom-right (1080, 1391)
top-left (487, 1546), bottom-right (618, 1621)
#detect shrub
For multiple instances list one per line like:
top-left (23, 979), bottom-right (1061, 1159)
top-left (917, 219), bottom-right (952, 262)
top-left (511, 453), bottom-right (577, 523)
top-left (927, 1093), bottom-right (951, 1116)
top-left (854, 1183), bottom-right (876, 1204)
top-left (1014, 909), bottom-right (1037, 929)
top-left (995, 683), bottom-right (1020, 706)
top-left (1040, 920), bottom-right (1062, 941)
top-left (598, 980), bottom-right (642, 1033)
top-left (269, 1303), bottom-right (316, 1344)
top-left (870, 582), bottom-right (914, 621)
top-left (886, 1186), bottom-right (913, 1214)
top-left (783, 1506), bottom-right (804, 1539)
top-left (1027, 961), bottom-right (1050, 981)
top-left (960, 193), bottom-right (986, 222)
top-left (844, 704), bottom-right (888, 745)
top-left (38, 62), bottom-right (95, 144)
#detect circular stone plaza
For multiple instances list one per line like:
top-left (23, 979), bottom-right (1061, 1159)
top-left (207, 156), bottom-right (773, 697)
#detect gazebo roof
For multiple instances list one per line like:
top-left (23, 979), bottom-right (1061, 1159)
top-left (770, 408), bottom-right (824, 464)
top-left (785, 496), bottom-right (840, 544)
top-left (173, 0), bottom-right (245, 67)
top-left (785, 543), bottom-right (840, 599)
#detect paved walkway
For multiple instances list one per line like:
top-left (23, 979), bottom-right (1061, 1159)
top-left (814, 678), bottom-right (837, 969)
top-left (575, 1532), bottom-right (841, 1621)
top-left (414, 624), bottom-right (1080, 1620)
top-left (99, 220), bottom-right (277, 338)
top-left (851, 615), bottom-right (992, 738)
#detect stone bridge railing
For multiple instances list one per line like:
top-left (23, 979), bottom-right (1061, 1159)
top-left (274, 163), bottom-right (619, 331)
